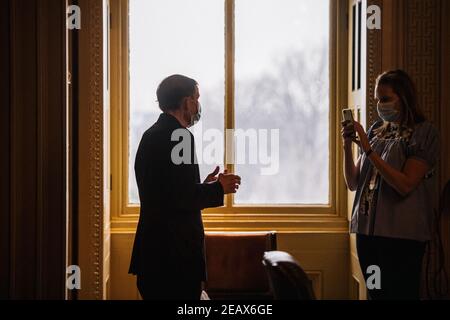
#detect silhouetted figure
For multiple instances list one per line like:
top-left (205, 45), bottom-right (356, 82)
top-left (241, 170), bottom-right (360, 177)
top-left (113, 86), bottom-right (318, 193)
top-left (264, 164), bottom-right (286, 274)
top-left (129, 75), bottom-right (240, 300)
top-left (342, 70), bottom-right (440, 300)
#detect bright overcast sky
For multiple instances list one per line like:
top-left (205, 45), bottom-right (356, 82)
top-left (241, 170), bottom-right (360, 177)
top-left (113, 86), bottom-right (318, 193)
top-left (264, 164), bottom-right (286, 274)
top-left (129, 0), bottom-right (329, 113)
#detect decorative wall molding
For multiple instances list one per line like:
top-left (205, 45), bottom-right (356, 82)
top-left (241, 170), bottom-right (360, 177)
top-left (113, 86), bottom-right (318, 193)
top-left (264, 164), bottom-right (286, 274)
top-left (88, 0), bottom-right (104, 300)
top-left (78, 0), bottom-right (105, 300)
top-left (404, 0), bottom-right (441, 123)
top-left (366, 0), bottom-right (383, 127)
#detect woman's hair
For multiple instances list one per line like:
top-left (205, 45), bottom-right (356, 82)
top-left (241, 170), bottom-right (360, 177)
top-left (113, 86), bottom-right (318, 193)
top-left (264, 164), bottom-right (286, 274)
top-left (374, 70), bottom-right (426, 134)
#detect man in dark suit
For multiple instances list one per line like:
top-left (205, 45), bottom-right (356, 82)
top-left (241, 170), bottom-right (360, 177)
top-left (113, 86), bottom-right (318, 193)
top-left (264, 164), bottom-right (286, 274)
top-left (129, 74), bottom-right (241, 300)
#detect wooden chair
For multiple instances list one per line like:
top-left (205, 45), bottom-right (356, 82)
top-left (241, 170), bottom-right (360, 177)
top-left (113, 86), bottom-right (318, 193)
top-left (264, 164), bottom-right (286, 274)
top-left (204, 231), bottom-right (277, 300)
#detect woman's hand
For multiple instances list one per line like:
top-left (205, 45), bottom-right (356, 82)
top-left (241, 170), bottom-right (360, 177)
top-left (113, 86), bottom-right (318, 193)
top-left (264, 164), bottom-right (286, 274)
top-left (341, 121), bottom-right (353, 142)
top-left (352, 121), bottom-right (371, 153)
top-left (341, 121), bottom-right (360, 147)
top-left (341, 120), bottom-right (361, 191)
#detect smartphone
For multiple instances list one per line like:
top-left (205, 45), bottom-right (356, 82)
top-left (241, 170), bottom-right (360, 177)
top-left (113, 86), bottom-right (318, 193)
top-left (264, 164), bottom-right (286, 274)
top-left (342, 108), bottom-right (357, 139)
top-left (342, 108), bottom-right (354, 123)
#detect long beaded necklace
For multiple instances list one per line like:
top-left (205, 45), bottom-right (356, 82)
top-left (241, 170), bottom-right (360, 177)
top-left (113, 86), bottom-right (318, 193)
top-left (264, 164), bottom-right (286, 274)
top-left (360, 123), bottom-right (413, 217)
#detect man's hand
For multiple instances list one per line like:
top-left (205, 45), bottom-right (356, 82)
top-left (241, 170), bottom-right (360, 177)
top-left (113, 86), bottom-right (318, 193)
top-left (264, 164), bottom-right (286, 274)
top-left (218, 169), bottom-right (241, 194)
top-left (204, 166), bottom-right (220, 183)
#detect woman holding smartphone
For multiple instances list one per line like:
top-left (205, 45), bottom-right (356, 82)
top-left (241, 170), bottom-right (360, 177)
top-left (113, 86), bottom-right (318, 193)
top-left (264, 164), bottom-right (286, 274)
top-left (342, 70), bottom-right (440, 300)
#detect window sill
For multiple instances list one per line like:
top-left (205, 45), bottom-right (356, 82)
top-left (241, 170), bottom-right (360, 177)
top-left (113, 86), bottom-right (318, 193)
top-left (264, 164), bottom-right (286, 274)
top-left (110, 213), bottom-right (349, 234)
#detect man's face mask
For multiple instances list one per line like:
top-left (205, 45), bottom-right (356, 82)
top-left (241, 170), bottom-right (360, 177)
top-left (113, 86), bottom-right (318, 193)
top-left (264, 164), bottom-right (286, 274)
top-left (187, 99), bottom-right (202, 128)
top-left (377, 99), bottom-right (400, 123)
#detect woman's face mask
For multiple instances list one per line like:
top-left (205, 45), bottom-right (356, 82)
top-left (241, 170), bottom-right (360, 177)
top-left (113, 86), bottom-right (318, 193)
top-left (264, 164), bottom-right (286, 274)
top-left (376, 85), bottom-right (402, 123)
top-left (377, 100), bottom-right (400, 122)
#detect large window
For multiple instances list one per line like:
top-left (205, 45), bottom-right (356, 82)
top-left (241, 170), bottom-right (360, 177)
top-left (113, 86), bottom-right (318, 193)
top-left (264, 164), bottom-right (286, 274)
top-left (119, 0), bottom-right (336, 215)
top-left (234, 0), bottom-right (329, 204)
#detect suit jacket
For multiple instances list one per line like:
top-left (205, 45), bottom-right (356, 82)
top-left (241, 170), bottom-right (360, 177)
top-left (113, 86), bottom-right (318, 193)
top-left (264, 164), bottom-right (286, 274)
top-left (128, 113), bottom-right (224, 281)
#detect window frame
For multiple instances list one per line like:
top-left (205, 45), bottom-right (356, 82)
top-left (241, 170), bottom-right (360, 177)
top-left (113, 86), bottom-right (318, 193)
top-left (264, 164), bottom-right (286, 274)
top-left (110, 0), bottom-right (349, 231)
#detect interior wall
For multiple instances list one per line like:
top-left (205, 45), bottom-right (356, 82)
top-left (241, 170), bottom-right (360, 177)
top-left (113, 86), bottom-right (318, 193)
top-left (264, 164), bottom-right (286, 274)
top-left (0, 0), bottom-right (68, 299)
top-left (110, 232), bottom-right (349, 300)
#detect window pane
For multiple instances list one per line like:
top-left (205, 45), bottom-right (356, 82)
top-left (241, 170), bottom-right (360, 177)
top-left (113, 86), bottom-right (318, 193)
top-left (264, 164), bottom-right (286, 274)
top-left (234, 0), bottom-right (330, 205)
top-left (128, 0), bottom-right (225, 204)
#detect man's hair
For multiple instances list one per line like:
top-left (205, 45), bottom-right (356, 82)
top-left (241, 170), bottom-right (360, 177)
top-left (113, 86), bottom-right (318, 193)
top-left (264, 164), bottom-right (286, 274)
top-left (156, 74), bottom-right (198, 112)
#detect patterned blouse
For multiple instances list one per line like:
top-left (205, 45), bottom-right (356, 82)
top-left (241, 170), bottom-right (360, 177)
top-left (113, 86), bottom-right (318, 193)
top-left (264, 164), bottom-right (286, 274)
top-left (350, 120), bottom-right (440, 242)
top-left (358, 123), bottom-right (414, 217)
